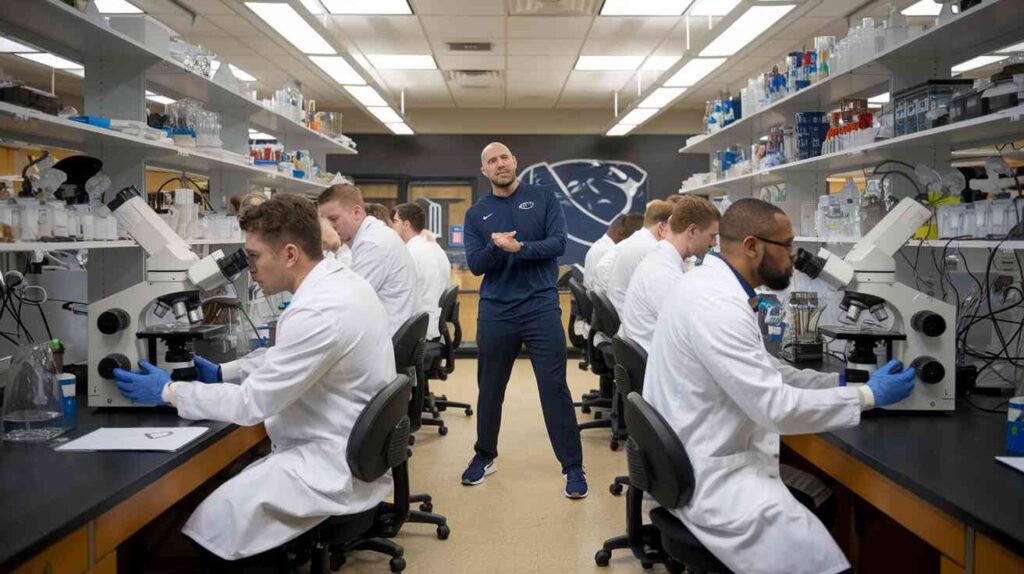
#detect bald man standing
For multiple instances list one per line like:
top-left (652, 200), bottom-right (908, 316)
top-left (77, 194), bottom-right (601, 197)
top-left (461, 142), bottom-right (587, 499)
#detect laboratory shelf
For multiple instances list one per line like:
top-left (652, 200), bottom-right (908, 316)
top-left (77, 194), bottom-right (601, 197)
top-left (678, 105), bottom-right (1024, 196)
top-left (794, 237), bottom-right (1024, 250)
top-left (0, 102), bottom-right (328, 195)
top-left (679, 0), bottom-right (1023, 156)
top-left (0, 240), bottom-right (136, 252)
top-left (0, 0), bottom-right (356, 155)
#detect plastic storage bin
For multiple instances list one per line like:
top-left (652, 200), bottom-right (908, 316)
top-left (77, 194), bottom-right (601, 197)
top-left (893, 80), bottom-right (971, 136)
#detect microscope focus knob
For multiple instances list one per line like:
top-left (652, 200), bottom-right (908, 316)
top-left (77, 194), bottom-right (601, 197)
top-left (911, 356), bottom-right (945, 385)
top-left (911, 311), bottom-right (946, 337)
top-left (98, 354), bottom-right (130, 379)
top-left (97, 309), bottom-right (130, 335)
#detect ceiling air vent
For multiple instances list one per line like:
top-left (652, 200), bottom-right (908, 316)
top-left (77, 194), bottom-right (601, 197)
top-left (445, 70), bottom-right (502, 89)
top-left (508, 0), bottom-right (600, 15)
top-left (447, 42), bottom-right (493, 52)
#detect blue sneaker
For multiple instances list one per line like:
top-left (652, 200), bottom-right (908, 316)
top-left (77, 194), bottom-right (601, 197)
top-left (564, 465), bottom-right (588, 499)
top-left (461, 454), bottom-right (495, 485)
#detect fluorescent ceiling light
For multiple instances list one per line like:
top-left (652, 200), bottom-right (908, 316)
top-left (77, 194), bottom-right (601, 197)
top-left (310, 56), bottom-right (365, 85)
top-left (16, 52), bottom-right (83, 70)
top-left (639, 87), bottom-right (686, 108)
top-left (145, 91), bottom-right (175, 105)
top-left (299, 0), bottom-right (324, 15)
top-left (901, 0), bottom-right (942, 16)
top-left (0, 37), bottom-right (36, 53)
top-left (367, 106), bottom-right (403, 124)
top-left (868, 92), bottom-right (890, 104)
top-left (700, 5), bottom-right (795, 57)
top-left (366, 54), bottom-right (436, 70)
top-left (245, 3), bottom-right (335, 55)
top-left (575, 56), bottom-right (644, 71)
top-left (210, 61), bottom-right (258, 82)
top-left (607, 124), bottom-right (636, 136)
top-left (321, 0), bottom-right (412, 14)
top-left (600, 0), bottom-right (693, 16)
top-left (952, 55), bottom-right (1008, 74)
top-left (642, 55), bottom-right (681, 71)
top-left (620, 107), bottom-right (660, 125)
top-left (690, 0), bottom-right (740, 16)
top-left (663, 57), bottom-right (726, 87)
top-left (386, 122), bottom-right (414, 135)
top-left (344, 85), bottom-right (387, 107)
top-left (66, 69), bottom-right (85, 78)
top-left (93, 0), bottom-right (143, 13)
top-left (996, 41), bottom-right (1024, 54)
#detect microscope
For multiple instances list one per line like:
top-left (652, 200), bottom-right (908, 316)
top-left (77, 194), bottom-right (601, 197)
top-left (87, 187), bottom-right (248, 407)
top-left (795, 198), bottom-right (956, 411)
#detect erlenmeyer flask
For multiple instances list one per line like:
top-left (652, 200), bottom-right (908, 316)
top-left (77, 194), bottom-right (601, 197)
top-left (2, 343), bottom-right (65, 442)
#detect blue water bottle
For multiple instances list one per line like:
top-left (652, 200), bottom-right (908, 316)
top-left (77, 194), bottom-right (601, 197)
top-left (1007, 397), bottom-right (1024, 454)
top-left (58, 373), bottom-right (77, 431)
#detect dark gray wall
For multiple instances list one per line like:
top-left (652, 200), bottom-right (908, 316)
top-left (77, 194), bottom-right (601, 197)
top-left (326, 134), bottom-right (706, 201)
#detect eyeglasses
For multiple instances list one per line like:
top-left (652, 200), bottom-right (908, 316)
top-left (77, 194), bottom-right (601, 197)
top-left (753, 235), bottom-right (794, 251)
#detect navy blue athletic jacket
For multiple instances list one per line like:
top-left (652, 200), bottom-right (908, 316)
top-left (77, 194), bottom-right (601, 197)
top-left (463, 181), bottom-right (566, 321)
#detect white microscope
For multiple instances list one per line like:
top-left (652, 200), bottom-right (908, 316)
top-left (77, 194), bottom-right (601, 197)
top-left (795, 198), bottom-right (956, 411)
top-left (87, 187), bottom-right (248, 407)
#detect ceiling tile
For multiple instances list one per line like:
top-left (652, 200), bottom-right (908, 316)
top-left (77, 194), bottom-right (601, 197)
top-left (507, 93), bottom-right (559, 108)
top-left (565, 70), bottom-right (636, 87)
top-left (581, 37), bottom-right (660, 56)
top-left (402, 87), bottom-right (455, 107)
top-left (506, 69), bottom-right (568, 84)
top-left (451, 88), bottom-right (505, 108)
top-left (206, 15), bottom-right (261, 36)
top-left (410, 0), bottom-right (505, 16)
top-left (376, 69), bottom-right (447, 90)
top-left (506, 55), bottom-right (575, 71)
top-left (239, 35), bottom-right (290, 55)
top-left (349, 36), bottom-right (433, 54)
top-left (557, 88), bottom-right (613, 109)
top-left (507, 17), bottom-right (593, 39)
top-left (507, 38), bottom-right (583, 56)
top-left (420, 16), bottom-right (505, 41)
top-left (328, 15), bottom-right (424, 38)
top-left (178, 0), bottom-right (234, 15)
top-left (435, 54), bottom-right (506, 71)
top-left (587, 16), bottom-right (679, 39)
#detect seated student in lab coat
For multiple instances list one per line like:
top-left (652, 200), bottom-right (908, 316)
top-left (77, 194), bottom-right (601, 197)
top-left (583, 215), bottom-right (627, 291)
top-left (112, 194), bottom-right (396, 567)
top-left (599, 201), bottom-right (673, 313)
top-left (318, 184), bottom-right (418, 336)
top-left (620, 195), bottom-right (719, 353)
top-left (389, 202), bottom-right (451, 341)
top-left (643, 198), bottom-right (918, 574)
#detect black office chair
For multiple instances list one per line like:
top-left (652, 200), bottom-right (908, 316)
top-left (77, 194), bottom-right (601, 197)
top-left (616, 392), bottom-right (732, 574)
top-left (391, 313), bottom-right (450, 528)
top-left (301, 374), bottom-right (411, 573)
top-left (561, 269), bottom-right (588, 351)
top-left (609, 335), bottom-right (646, 485)
top-left (578, 289), bottom-right (619, 436)
top-left (423, 285), bottom-right (473, 418)
top-left (568, 278), bottom-right (596, 391)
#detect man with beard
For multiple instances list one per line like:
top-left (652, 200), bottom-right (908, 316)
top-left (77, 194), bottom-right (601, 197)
top-left (461, 142), bottom-right (586, 499)
top-left (642, 198), bottom-right (917, 574)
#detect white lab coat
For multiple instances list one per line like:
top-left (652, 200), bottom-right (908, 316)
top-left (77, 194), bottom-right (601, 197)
top-left (351, 216), bottom-right (418, 336)
top-left (620, 240), bottom-right (685, 353)
top-left (172, 259), bottom-right (397, 560)
top-left (406, 234), bottom-right (450, 340)
top-left (583, 234), bottom-right (615, 291)
top-left (643, 255), bottom-right (861, 574)
top-left (608, 227), bottom-right (656, 314)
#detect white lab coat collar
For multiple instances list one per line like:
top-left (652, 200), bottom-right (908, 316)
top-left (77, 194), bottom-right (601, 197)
top-left (407, 233), bottom-right (428, 248)
top-left (651, 240), bottom-right (685, 271)
top-left (291, 258), bottom-right (342, 305)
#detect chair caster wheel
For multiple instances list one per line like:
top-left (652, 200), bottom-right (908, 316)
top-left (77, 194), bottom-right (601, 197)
top-left (609, 483), bottom-right (623, 496)
top-left (464, 408), bottom-right (473, 416)
top-left (438, 426), bottom-right (449, 436)
top-left (408, 435), bottom-right (416, 445)
top-left (641, 561), bottom-right (654, 569)
top-left (581, 405), bottom-right (591, 414)
top-left (595, 549), bottom-right (611, 567)
top-left (389, 556), bottom-right (406, 572)
top-left (420, 502), bottom-right (433, 512)
top-left (437, 525), bottom-right (451, 540)
top-left (609, 439), bottom-right (620, 451)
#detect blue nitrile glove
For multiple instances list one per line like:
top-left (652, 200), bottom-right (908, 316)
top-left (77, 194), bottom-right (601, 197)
top-left (866, 359), bottom-right (917, 406)
top-left (193, 354), bottom-right (222, 383)
top-left (113, 360), bottom-right (171, 405)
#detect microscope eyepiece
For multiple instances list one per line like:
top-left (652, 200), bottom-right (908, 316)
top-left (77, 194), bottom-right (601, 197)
top-left (217, 248), bottom-right (249, 281)
top-left (794, 248), bottom-right (826, 279)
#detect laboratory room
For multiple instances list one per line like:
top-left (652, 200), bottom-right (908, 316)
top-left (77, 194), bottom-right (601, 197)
top-left (2, 0), bottom-right (1024, 573)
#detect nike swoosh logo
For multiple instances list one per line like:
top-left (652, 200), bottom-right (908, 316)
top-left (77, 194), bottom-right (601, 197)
top-left (483, 213), bottom-right (493, 220)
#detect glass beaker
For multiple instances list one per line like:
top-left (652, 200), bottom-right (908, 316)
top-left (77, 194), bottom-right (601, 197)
top-left (2, 343), bottom-right (65, 441)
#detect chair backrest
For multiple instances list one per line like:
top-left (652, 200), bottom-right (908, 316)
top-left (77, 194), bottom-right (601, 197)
top-left (623, 392), bottom-right (696, 510)
top-left (590, 289), bottom-right (620, 335)
top-left (568, 277), bottom-right (593, 321)
top-left (437, 284), bottom-right (462, 354)
top-left (612, 335), bottom-right (647, 395)
top-left (346, 375), bottom-right (412, 482)
top-left (392, 312), bottom-right (430, 371)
